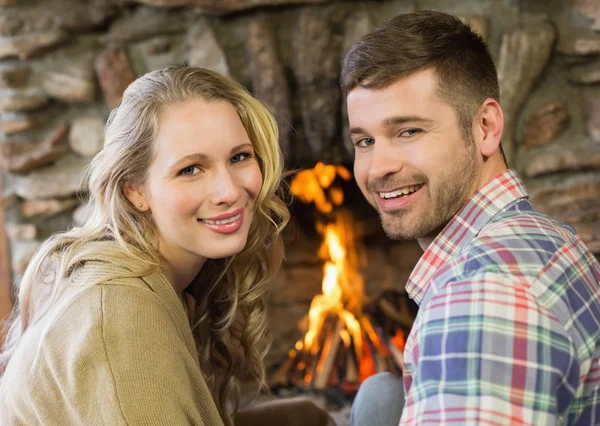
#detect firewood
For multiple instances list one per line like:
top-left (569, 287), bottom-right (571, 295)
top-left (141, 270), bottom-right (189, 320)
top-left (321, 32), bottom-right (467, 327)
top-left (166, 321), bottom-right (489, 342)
top-left (314, 319), bottom-right (344, 389)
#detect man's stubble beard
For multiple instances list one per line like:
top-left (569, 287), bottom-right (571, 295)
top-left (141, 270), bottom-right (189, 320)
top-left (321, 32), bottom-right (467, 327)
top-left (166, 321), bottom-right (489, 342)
top-left (377, 144), bottom-right (478, 241)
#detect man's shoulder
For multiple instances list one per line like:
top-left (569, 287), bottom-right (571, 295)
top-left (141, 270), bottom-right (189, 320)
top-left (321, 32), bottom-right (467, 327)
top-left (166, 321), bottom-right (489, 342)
top-left (429, 200), bottom-right (593, 289)
top-left (484, 200), bottom-right (576, 244)
top-left (460, 200), bottom-right (581, 274)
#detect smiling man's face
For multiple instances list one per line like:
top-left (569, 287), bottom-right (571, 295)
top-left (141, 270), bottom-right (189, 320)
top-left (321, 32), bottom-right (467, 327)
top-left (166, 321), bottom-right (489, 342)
top-left (347, 69), bottom-right (480, 241)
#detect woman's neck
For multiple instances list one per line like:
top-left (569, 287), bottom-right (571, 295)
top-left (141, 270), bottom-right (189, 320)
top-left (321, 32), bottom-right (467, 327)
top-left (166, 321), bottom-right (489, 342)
top-left (158, 245), bottom-right (206, 293)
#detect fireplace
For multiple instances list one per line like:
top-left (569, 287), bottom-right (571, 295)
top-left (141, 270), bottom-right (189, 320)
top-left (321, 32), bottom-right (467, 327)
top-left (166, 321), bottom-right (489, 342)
top-left (264, 162), bottom-right (422, 394)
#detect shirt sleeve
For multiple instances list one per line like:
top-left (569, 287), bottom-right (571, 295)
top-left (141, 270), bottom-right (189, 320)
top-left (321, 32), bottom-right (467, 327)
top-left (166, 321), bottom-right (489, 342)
top-left (400, 271), bottom-right (579, 426)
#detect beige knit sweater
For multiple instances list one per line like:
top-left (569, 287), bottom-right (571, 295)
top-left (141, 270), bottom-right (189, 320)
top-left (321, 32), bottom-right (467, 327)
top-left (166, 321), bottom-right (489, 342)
top-left (0, 242), bottom-right (224, 426)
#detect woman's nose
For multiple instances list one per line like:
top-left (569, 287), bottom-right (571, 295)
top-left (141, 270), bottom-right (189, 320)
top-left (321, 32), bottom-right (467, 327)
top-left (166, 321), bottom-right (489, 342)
top-left (209, 169), bottom-right (242, 206)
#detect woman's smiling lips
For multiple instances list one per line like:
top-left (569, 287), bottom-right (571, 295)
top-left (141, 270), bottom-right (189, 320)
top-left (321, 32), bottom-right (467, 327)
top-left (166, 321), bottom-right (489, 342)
top-left (375, 184), bottom-right (424, 212)
top-left (199, 208), bottom-right (245, 234)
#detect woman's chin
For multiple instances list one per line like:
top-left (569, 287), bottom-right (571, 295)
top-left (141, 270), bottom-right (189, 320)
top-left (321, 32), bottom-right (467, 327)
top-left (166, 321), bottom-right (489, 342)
top-left (199, 239), bottom-right (248, 260)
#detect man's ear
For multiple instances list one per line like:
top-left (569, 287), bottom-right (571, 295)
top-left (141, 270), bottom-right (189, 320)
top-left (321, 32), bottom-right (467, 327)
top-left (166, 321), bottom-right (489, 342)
top-left (475, 98), bottom-right (504, 158)
top-left (125, 184), bottom-right (150, 212)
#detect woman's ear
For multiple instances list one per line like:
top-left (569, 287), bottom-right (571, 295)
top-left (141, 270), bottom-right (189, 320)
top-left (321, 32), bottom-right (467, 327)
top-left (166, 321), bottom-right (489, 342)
top-left (476, 98), bottom-right (504, 158)
top-left (125, 184), bottom-right (150, 212)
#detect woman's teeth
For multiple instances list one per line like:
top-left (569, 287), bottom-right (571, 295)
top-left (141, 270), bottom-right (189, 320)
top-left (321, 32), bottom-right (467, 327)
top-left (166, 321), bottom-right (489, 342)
top-left (202, 213), bottom-right (241, 225)
top-left (379, 184), bottom-right (422, 199)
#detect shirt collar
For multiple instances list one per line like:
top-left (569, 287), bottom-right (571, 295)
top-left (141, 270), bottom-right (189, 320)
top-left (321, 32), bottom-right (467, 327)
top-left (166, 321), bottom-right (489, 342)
top-left (406, 169), bottom-right (529, 304)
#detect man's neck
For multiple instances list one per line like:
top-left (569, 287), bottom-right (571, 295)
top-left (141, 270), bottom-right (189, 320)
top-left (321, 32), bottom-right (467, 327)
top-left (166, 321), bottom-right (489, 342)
top-left (416, 164), bottom-right (509, 252)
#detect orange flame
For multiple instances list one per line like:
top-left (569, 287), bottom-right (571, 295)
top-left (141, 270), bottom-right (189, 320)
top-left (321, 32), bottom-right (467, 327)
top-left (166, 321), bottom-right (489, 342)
top-left (291, 162), bottom-right (351, 214)
top-left (291, 163), bottom-right (365, 361)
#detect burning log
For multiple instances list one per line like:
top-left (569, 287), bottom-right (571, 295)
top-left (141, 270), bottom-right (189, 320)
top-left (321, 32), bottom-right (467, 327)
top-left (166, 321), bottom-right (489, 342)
top-left (269, 289), bottom-right (413, 394)
top-left (271, 163), bottom-right (416, 395)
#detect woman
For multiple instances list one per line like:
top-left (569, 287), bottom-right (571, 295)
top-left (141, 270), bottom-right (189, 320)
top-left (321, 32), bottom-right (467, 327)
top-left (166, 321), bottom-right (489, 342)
top-left (0, 66), bottom-right (293, 425)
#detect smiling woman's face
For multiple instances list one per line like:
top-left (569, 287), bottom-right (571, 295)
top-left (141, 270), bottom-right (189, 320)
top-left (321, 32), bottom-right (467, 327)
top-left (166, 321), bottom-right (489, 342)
top-left (135, 98), bottom-right (263, 269)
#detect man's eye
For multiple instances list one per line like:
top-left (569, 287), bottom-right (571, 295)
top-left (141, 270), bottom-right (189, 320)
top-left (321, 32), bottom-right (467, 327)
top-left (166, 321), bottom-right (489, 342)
top-left (355, 138), bottom-right (375, 148)
top-left (400, 129), bottom-right (422, 137)
top-left (231, 152), bottom-right (253, 163)
top-left (179, 166), bottom-right (200, 176)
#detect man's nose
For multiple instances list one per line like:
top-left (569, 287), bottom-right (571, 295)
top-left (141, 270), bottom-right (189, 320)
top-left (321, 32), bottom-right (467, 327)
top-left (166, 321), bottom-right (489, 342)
top-left (368, 142), bottom-right (404, 182)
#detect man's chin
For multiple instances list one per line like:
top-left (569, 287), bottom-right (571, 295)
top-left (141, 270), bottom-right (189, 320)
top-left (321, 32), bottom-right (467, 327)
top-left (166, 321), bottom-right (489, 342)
top-left (381, 218), bottom-right (415, 241)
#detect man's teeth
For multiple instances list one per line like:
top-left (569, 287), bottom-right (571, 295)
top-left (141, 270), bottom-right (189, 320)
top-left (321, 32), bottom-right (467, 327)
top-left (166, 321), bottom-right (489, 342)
top-left (202, 214), bottom-right (241, 225)
top-left (379, 184), bottom-right (421, 199)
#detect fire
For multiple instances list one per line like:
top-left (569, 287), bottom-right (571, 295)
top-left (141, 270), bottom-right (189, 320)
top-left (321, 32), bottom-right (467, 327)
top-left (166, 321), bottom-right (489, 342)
top-left (290, 163), bottom-right (364, 360)
top-left (290, 162), bottom-right (351, 213)
top-left (276, 162), bottom-right (409, 391)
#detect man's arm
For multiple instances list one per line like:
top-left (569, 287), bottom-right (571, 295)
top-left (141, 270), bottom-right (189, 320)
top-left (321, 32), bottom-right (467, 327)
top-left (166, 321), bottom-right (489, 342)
top-left (401, 271), bottom-right (579, 425)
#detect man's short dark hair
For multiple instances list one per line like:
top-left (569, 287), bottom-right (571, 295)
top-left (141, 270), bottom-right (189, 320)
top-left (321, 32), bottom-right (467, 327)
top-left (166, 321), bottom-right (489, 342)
top-left (341, 10), bottom-right (506, 162)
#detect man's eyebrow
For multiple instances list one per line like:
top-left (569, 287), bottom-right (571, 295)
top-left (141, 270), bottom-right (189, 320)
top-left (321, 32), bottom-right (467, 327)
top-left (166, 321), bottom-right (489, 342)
top-left (381, 116), bottom-right (434, 127)
top-left (350, 116), bottom-right (434, 135)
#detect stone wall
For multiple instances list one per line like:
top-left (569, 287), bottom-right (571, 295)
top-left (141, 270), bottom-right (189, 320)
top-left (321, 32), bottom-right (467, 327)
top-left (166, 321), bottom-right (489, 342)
top-left (1, 0), bottom-right (599, 368)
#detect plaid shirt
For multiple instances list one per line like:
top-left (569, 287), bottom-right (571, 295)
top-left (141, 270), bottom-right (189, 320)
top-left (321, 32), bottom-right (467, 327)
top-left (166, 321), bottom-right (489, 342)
top-left (401, 169), bottom-right (600, 426)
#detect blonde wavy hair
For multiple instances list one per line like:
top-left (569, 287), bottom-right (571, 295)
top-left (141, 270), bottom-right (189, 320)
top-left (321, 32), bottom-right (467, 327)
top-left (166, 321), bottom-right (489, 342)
top-left (0, 66), bottom-right (290, 425)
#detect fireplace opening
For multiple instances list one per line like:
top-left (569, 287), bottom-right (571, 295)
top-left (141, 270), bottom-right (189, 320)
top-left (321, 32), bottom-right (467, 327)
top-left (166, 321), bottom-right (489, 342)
top-left (267, 163), bottom-right (421, 401)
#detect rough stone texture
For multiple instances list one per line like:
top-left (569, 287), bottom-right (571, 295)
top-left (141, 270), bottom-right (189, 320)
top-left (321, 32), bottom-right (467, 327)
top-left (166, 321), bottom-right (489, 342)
top-left (530, 173), bottom-right (600, 256)
top-left (0, 1), bottom-right (115, 36)
top-left (95, 46), bottom-right (136, 110)
top-left (541, 198), bottom-right (600, 224)
top-left (0, 31), bottom-right (68, 60)
top-left (270, 266), bottom-right (323, 304)
top-left (573, 221), bottom-right (600, 254)
top-left (574, 0), bottom-right (600, 31)
top-left (293, 6), bottom-right (345, 164)
top-left (42, 72), bottom-right (96, 104)
top-left (523, 102), bottom-right (570, 148)
top-left (0, 87), bottom-right (49, 112)
top-left (41, 46), bottom-right (97, 103)
top-left (11, 241), bottom-right (42, 276)
top-left (69, 115), bottom-right (106, 157)
top-left (0, 124), bottom-right (69, 173)
top-left (525, 142), bottom-right (600, 177)
top-left (48, 1), bottom-right (116, 33)
top-left (103, 6), bottom-right (193, 43)
top-left (0, 112), bottom-right (41, 134)
top-left (0, 62), bottom-right (30, 88)
top-left (11, 154), bottom-right (89, 200)
top-left (146, 37), bottom-right (172, 56)
top-left (583, 92), bottom-right (600, 143)
top-left (6, 223), bottom-right (37, 241)
top-left (340, 10), bottom-right (373, 162)
top-left (568, 61), bottom-right (600, 84)
top-left (497, 18), bottom-right (555, 165)
top-left (128, 35), bottom-right (187, 76)
top-left (558, 36), bottom-right (600, 55)
top-left (0, 8), bottom-right (59, 36)
top-left (0, 192), bottom-right (16, 209)
top-left (246, 18), bottom-right (292, 158)
top-left (186, 20), bottom-right (229, 76)
top-left (529, 173), bottom-right (600, 210)
top-left (133, 0), bottom-right (339, 13)
top-left (21, 198), bottom-right (80, 219)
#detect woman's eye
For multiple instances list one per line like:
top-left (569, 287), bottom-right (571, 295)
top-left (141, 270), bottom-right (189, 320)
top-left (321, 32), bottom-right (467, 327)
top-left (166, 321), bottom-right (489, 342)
top-left (231, 152), bottom-right (253, 163)
top-left (355, 138), bottom-right (375, 148)
top-left (179, 166), bottom-right (200, 176)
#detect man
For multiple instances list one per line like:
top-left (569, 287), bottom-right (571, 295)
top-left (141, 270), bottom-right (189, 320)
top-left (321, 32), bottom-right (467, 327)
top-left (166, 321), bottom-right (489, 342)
top-left (343, 10), bottom-right (600, 426)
